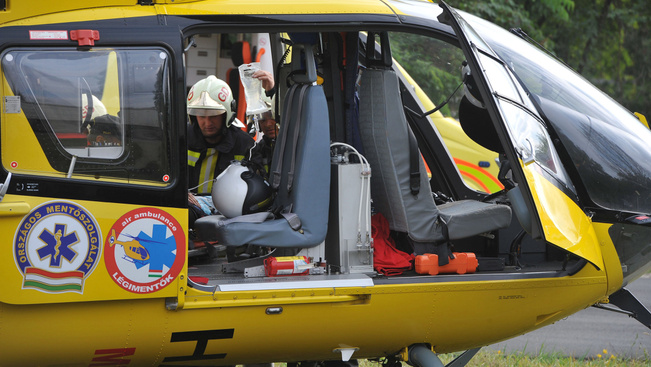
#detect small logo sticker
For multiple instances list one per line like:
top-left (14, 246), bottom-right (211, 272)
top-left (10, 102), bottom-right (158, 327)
top-left (217, 86), bottom-right (229, 102)
top-left (14, 201), bottom-right (101, 293)
top-left (5, 96), bottom-right (21, 114)
top-left (104, 208), bottom-right (185, 294)
top-left (29, 30), bottom-right (68, 40)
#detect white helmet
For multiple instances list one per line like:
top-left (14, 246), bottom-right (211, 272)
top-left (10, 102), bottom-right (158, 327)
top-left (187, 75), bottom-right (238, 127)
top-left (82, 94), bottom-right (108, 121)
top-left (81, 94), bottom-right (109, 133)
top-left (212, 161), bottom-right (273, 218)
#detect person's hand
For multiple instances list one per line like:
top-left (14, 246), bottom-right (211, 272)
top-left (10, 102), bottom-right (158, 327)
top-left (253, 70), bottom-right (274, 92)
top-left (188, 192), bottom-right (200, 207)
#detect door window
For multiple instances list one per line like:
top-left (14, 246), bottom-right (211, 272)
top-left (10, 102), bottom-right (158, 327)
top-left (2, 48), bottom-right (173, 186)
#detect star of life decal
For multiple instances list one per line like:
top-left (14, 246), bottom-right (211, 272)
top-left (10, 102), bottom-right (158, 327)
top-left (13, 201), bottom-right (101, 294)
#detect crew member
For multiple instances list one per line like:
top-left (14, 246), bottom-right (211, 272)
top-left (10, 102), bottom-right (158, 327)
top-left (187, 75), bottom-right (254, 226)
top-left (87, 114), bottom-right (121, 146)
top-left (252, 69), bottom-right (275, 95)
top-left (248, 108), bottom-right (278, 179)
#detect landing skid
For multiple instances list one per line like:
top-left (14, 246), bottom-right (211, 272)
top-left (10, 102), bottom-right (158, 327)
top-left (594, 287), bottom-right (651, 330)
top-left (408, 344), bottom-right (481, 367)
top-left (443, 348), bottom-right (481, 367)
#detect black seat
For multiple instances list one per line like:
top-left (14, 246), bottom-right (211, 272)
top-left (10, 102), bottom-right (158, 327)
top-left (358, 32), bottom-right (512, 264)
top-left (194, 43), bottom-right (331, 249)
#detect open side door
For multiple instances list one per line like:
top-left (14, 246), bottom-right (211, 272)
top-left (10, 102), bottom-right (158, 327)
top-left (438, 1), bottom-right (603, 269)
top-left (0, 29), bottom-right (188, 305)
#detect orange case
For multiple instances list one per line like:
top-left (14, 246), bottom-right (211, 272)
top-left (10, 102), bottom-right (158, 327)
top-left (414, 252), bottom-right (478, 275)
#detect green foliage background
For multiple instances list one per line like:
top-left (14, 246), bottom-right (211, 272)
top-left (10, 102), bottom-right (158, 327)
top-left (447, 0), bottom-right (649, 118)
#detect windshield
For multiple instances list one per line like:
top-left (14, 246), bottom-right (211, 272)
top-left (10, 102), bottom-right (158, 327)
top-left (464, 12), bottom-right (651, 215)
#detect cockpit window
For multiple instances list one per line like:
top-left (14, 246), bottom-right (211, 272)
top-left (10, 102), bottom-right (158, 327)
top-left (390, 32), bottom-right (505, 194)
top-left (1, 48), bottom-right (172, 186)
top-left (465, 12), bottom-right (651, 214)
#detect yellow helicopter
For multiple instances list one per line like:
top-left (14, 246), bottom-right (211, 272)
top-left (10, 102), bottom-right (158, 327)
top-left (0, 1), bottom-right (650, 366)
top-left (109, 228), bottom-right (151, 262)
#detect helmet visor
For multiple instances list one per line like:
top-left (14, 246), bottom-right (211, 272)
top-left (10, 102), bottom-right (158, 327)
top-left (188, 107), bottom-right (226, 117)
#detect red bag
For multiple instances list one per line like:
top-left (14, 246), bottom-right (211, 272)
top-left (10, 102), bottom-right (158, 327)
top-left (372, 213), bottom-right (414, 276)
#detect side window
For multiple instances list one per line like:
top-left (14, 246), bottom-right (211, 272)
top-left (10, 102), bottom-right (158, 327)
top-left (476, 52), bottom-right (576, 196)
top-left (389, 32), bottom-right (503, 194)
top-left (1, 48), bottom-right (172, 186)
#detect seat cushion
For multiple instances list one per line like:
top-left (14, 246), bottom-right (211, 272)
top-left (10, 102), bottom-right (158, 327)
top-left (438, 200), bottom-right (512, 240)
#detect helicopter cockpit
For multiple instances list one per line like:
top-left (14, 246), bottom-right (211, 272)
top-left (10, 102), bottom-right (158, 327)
top-left (1, 21), bottom-right (648, 294)
top-left (179, 28), bottom-right (592, 287)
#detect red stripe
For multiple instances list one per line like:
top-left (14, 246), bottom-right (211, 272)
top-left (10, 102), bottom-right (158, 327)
top-left (454, 158), bottom-right (503, 187)
top-left (56, 133), bottom-right (87, 139)
top-left (25, 267), bottom-right (84, 279)
top-left (459, 171), bottom-right (490, 193)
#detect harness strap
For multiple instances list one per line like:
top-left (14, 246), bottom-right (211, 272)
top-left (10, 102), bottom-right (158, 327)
top-left (220, 212), bottom-right (274, 226)
top-left (271, 84), bottom-right (299, 189)
top-left (280, 212), bottom-right (302, 231)
top-left (407, 126), bottom-right (420, 197)
top-left (287, 84), bottom-right (309, 192)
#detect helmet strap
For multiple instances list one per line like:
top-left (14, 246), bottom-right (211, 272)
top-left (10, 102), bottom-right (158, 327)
top-left (226, 115), bottom-right (237, 129)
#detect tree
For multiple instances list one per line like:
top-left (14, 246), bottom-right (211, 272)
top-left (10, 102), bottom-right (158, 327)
top-left (448, 0), bottom-right (649, 117)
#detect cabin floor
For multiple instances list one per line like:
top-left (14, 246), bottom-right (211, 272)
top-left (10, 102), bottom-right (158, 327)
top-left (186, 241), bottom-right (580, 292)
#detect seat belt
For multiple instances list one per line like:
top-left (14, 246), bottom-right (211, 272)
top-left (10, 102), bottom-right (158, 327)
top-left (271, 83), bottom-right (309, 192)
top-left (218, 211), bottom-right (301, 231)
top-left (286, 84), bottom-right (309, 192)
top-left (269, 83), bottom-right (309, 232)
top-left (280, 211), bottom-right (302, 231)
top-left (219, 212), bottom-right (275, 226)
top-left (407, 125), bottom-right (420, 197)
top-left (271, 84), bottom-right (298, 189)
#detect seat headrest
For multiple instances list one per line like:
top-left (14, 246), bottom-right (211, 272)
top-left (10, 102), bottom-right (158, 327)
top-left (288, 32), bottom-right (320, 45)
top-left (458, 95), bottom-right (503, 153)
top-left (365, 32), bottom-right (392, 69)
top-left (231, 41), bottom-right (251, 66)
top-left (290, 43), bottom-right (317, 84)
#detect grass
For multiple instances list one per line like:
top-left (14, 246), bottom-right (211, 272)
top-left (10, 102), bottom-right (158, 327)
top-left (438, 348), bottom-right (650, 366)
top-left (356, 347), bottom-right (651, 367)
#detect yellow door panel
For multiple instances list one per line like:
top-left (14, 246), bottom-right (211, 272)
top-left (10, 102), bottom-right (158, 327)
top-left (523, 164), bottom-right (604, 269)
top-left (1, 195), bottom-right (188, 305)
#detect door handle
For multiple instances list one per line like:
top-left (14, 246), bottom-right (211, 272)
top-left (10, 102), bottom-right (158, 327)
top-left (0, 202), bottom-right (31, 216)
